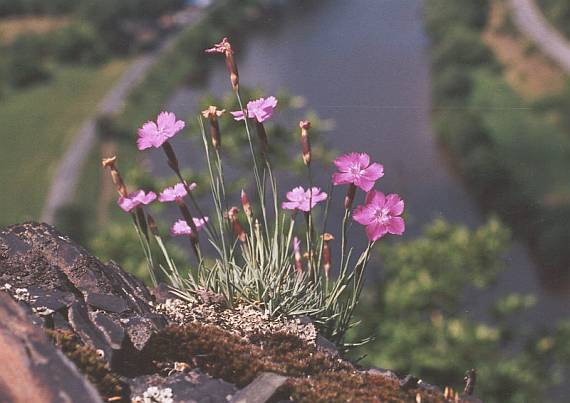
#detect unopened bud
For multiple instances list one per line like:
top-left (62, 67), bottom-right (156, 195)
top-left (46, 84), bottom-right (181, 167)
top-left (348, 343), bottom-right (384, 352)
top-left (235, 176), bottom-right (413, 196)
top-left (227, 207), bottom-right (246, 242)
top-left (415, 393), bottom-right (421, 403)
top-left (241, 189), bottom-right (252, 218)
top-left (321, 233), bottom-right (334, 278)
top-left (255, 121), bottom-right (268, 152)
top-left (299, 120), bottom-right (311, 166)
top-left (101, 155), bottom-right (128, 197)
top-left (293, 237), bottom-right (303, 273)
top-left (162, 141), bottom-right (180, 173)
top-left (147, 214), bottom-right (159, 236)
top-left (202, 106), bottom-right (225, 150)
top-left (177, 202), bottom-right (198, 243)
top-left (344, 183), bottom-right (356, 210)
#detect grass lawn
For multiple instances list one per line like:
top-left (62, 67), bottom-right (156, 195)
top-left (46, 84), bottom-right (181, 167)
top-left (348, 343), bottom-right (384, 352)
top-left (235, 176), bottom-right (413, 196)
top-left (0, 59), bottom-right (130, 227)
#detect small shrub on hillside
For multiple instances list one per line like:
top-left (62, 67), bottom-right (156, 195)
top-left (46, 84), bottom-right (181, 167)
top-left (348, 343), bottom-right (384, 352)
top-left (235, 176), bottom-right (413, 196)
top-left (5, 34), bottom-right (50, 87)
top-left (53, 24), bottom-right (108, 65)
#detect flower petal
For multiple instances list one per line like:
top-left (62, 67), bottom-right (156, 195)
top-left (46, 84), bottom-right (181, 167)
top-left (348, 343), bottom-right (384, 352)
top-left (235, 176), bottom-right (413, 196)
top-left (356, 153), bottom-right (370, 169)
top-left (365, 221), bottom-right (388, 242)
top-left (333, 152), bottom-right (359, 171)
top-left (387, 217), bottom-right (405, 235)
top-left (385, 194), bottom-right (404, 216)
top-left (353, 205), bottom-right (375, 225)
top-left (231, 110), bottom-right (245, 121)
top-left (361, 162), bottom-right (384, 181)
top-left (332, 172), bottom-right (354, 186)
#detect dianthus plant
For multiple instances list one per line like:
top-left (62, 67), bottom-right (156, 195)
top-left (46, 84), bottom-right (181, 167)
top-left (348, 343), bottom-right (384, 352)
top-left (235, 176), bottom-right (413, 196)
top-left (103, 37), bottom-right (405, 347)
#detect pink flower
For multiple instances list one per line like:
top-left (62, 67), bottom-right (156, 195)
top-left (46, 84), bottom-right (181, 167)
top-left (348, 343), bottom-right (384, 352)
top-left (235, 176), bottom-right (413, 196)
top-left (282, 186), bottom-right (327, 212)
top-left (231, 96), bottom-right (278, 123)
top-left (137, 111), bottom-right (185, 150)
top-left (159, 182), bottom-right (196, 203)
top-left (332, 152), bottom-right (384, 192)
top-left (117, 190), bottom-right (157, 212)
top-left (170, 217), bottom-right (209, 236)
top-left (353, 190), bottom-right (405, 241)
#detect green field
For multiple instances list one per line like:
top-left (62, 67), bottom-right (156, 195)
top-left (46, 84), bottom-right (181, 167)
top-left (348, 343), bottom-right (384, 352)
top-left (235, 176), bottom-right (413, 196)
top-left (0, 60), bottom-right (129, 226)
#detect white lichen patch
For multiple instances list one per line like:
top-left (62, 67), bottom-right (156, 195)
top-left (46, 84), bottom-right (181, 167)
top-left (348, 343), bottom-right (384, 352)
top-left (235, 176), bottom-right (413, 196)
top-left (32, 306), bottom-right (54, 316)
top-left (132, 386), bottom-right (174, 403)
top-left (155, 298), bottom-right (317, 345)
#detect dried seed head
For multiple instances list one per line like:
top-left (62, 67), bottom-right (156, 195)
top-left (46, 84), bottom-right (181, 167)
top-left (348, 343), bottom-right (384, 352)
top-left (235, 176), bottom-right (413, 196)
top-left (205, 37), bottom-right (239, 91)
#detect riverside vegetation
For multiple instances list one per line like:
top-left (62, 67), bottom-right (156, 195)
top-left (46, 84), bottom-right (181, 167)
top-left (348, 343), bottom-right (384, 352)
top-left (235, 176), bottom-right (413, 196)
top-left (425, 0), bottom-right (570, 286)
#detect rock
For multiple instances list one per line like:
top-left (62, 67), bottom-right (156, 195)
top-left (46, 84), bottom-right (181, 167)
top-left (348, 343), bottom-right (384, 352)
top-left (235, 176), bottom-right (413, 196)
top-left (130, 371), bottom-right (237, 403)
top-left (86, 292), bottom-right (129, 313)
top-left (400, 374), bottom-right (421, 390)
top-left (230, 372), bottom-right (288, 403)
top-left (0, 293), bottom-right (103, 403)
top-left (0, 222), bottom-right (166, 367)
top-left (367, 367), bottom-right (399, 381)
top-left (315, 334), bottom-right (339, 356)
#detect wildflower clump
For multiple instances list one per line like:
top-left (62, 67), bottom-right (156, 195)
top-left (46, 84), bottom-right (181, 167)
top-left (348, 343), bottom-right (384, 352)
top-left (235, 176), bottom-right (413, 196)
top-left (103, 36), bottom-right (405, 347)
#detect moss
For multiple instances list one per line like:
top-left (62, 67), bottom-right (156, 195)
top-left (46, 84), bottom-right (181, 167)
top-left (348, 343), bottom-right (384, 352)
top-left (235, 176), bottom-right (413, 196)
top-left (142, 324), bottom-right (448, 402)
top-left (47, 329), bottom-right (129, 402)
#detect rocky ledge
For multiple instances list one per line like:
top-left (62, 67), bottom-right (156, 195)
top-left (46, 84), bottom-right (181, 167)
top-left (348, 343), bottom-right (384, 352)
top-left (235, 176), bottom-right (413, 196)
top-left (0, 223), bottom-right (483, 403)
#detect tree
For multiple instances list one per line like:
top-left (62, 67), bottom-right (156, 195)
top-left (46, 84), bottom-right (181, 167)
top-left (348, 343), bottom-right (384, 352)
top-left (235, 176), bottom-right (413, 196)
top-left (354, 218), bottom-right (568, 402)
top-left (5, 34), bottom-right (50, 87)
top-left (52, 24), bottom-right (107, 65)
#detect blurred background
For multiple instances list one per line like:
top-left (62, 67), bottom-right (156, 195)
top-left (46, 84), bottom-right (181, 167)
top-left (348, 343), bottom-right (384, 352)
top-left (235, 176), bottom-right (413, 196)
top-left (0, 0), bottom-right (569, 401)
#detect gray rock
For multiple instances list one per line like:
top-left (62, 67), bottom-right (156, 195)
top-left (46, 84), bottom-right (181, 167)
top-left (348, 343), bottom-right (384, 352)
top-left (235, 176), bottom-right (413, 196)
top-left (130, 371), bottom-right (237, 403)
top-left (230, 372), bottom-right (288, 403)
top-left (0, 222), bottom-right (167, 366)
top-left (86, 292), bottom-right (129, 313)
top-left (0, 293), bottom-right (103, 403)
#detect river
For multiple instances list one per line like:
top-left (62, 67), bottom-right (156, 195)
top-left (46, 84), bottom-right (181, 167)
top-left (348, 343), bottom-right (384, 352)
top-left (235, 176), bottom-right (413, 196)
top-left (158, 0), bottom-right (569, 325)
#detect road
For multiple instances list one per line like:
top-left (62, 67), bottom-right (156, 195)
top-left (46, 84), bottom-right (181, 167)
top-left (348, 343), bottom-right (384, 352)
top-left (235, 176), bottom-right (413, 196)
top-left (509, 0), bottom-right (570, 74)
top-left (40, 8), bottom-right (201, 224)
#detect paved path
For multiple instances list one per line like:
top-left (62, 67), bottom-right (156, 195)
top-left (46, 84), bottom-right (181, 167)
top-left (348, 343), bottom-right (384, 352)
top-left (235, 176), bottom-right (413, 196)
top-left (41, 9), bottom-right (201, 223)
top-left (509, 0), bottom-right (570, 74)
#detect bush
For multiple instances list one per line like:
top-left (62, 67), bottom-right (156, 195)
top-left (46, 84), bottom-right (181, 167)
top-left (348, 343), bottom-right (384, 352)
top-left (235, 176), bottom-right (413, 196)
top-left (52, 24), bottom-right (107, 65)
top-left (424, 0), bottom-right (490, 41)
top-left (4, 34), bottom-right (50, 87)
top-left (431, 27), bottom-right (495, 71)
top-left (355, 219), bottom-right (561, 403)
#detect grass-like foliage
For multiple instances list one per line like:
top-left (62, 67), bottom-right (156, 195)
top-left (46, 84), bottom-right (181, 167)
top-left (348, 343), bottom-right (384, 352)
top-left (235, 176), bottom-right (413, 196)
top-left (102, 37), bottom-right (405, 347)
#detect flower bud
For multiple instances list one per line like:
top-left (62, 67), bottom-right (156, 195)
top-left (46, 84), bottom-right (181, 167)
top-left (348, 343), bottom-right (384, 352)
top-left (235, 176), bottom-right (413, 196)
top-left (344, 183), bottom-right (356, 210)
top-left (202, 106), bottom-right (225, 150)
top-left (254, 121), bottom-right (268, 152)
top-left (177, 201), bottom-right (199, 243)
top-left (147, 214), bottom-right (160, 236)
top-left (321, 233), bottom-right (334, 278)
top-left (162, 141), bottom-right (180, 173)
top-left (299, 120), bottom-right (311, 166)
top-left (101, 155), bottom-right (128, 197)
top-left (241, 189), bottom-right (252, 218)
top-left (227, 207), bottom-right (246, 242)
top-left (293, 237), bottom-right (303, 273)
